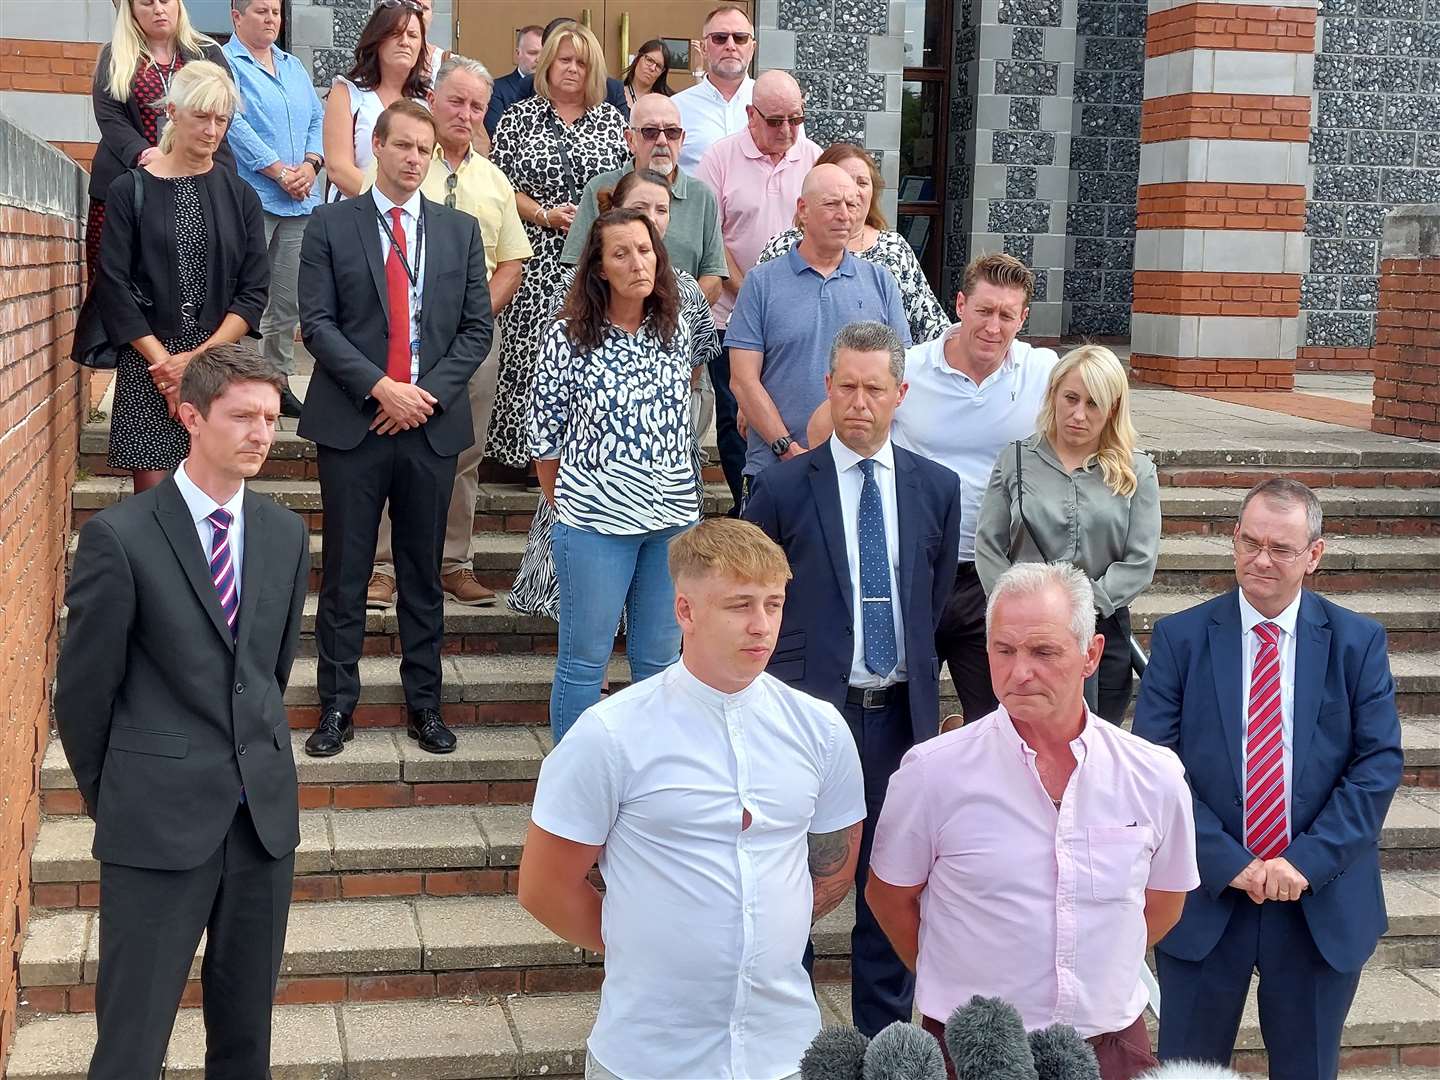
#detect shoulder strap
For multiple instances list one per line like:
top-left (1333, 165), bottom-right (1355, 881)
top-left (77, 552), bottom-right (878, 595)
top-left (1014, 439), bottom-right (1055, 564)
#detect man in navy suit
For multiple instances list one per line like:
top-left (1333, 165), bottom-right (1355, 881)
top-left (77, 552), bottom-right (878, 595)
top-left (1133, 478), bottom-right (1403, 1079)
top-left (743, 320), bottom-right (962, 1035)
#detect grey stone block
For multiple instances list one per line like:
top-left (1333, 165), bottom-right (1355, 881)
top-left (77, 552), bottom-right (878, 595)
top-left (1105, 202), bottom-right (1136, 239)
top-left (806, 110), bottom-right (866, 147)
top-left (1010, 96), bottom-right (1041, 129)
top-left (417, 896), bottom-right (582, 969)
top-left (1076, 1), bottom-right (1114, 36)
top-left (1005, 234), bottom-right (1036, 262)
top-left (864, 108), bottom-right (902, 149)
top-left (287, 3), bottom-right (334, 49)
top-left (329, 806), bottom-right (486, 871)
top-left (1309, 129), bottom-right (1349, 166)
top-left (19, 912), bottom-right (89, 987)
top-left (992, 129), bottom-right (1056, 164)
top-left (1305, 310), bottom-right (1376, 348)
top-left (867, 33), bottom-right (906, 73)
top-left (1313, 54), bottom-right (1353, 91)
top-left (1063, 267), bottom-right (1101, 299)
top-left (999, 0), bottom-right (1063, 26)
top-left (1067, 202), bottom-right (1105, 236)
top-left (1115, 4), bottom-right (1148, 37)
top-left (1382, 167), bottom-right (1440, 204)
top-left (1312, 165), bottom-right (1381, 202)
top-left (1419, 133), bottom-right (1440, 169)
top-left (1073, 70), bottom-right (1109, 104)
top-left (508, 992), bottom-right (599, 1076)
top-left (169, 1005), bottom-right (342, 1079)
top-left (834, 0), bottom-right (891, 33)
top-left (1322, 16), bottom-right (1391, 54)
top-left (1318, 91), bottom-right (1385, 130)
top-left (778, 0), bottom-right (833, 32)
top-left (342, 1000), bottom-right (518, 1079)
top-left (1302, 273), bottom-right (1340, 310)
top-left (794, 71), bottom-right (831, 110)
top-left (994, 60), bottom-right (1059, 95)
top-left (312, 48), bottom-right (352, 87)
top-left (988, 198), bottom-right (1052, 233)
top-left (1345, 203), bottom-right (1391, 240)
top-left (476, 804), bottom-right (531, 867)
top-left (1109, 138), bottom-right (1139, 173)
top-left (1012, 26), bottom-right (1045, 58)
top-left (1068, 302), bottom-right (1131, 336)
top-left (1083, 36), bottom-right (1143, 72)
top-left (1350, 130), bottom-right (1417, 167)
top-left (1385, 94), bottom-right (1429, 131)
top-left (1352, 58), bottom-right (1420, 94)
top-left (1309, 237), bottom-right (1379, 276)
top-left (796, 32), bottom-right (869, 72)
top-left (758, 28), bottom-right (797, 70)
top-left (1338, 275), bottom-right (1381, 311)
top-left (398, 725), bottom-right (544, 782)
top-left (1359, 0), bottom-right (1423, 15)
top-left (282, 900), bottom-right (420, 975)
top-left (1068, 135), bottom-right (1106, 173)
top-left (1006, 166), bottom-right (1038, 198)
top-left (832, 73), bottom-right (887, 112)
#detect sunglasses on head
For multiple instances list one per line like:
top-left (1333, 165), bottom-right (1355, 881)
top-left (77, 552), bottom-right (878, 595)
top-left (706, 31), bottom-right (753, 45)
top-left (751, 108), bottom-right (804, 129)
top-left (375, 0), bottom-right (424, 13)
top-left (632, 124), bottom-right (684, 142)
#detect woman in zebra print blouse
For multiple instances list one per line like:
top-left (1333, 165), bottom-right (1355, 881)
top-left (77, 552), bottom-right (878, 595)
top-left (528, 207), bottom-right (703, 742)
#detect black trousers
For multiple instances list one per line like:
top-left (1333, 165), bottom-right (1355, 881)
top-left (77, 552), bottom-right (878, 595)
top-left (708, 331), bottom-right (746, 516)
top-left (90, 804), bottom-right (293, 1080)
top-left (316, 426), bottom-right (457, 713)
top-left (1087, 606), bottom-right (1135, 725)
top-left (934, 562), bottom-right (997, 723)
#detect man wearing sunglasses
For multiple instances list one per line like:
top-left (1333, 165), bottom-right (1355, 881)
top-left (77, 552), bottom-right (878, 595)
top-left (673, 3), bottom-right (757, 172)
top-left (560, 94), bottom-right (726, 302)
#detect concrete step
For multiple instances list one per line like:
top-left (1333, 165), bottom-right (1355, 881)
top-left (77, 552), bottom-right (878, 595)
top-left (18, 891), bottom-right (860, 1014)
top-left (1130, 591), bottom-right (1440, 651)
top-left (10, 969), bottom-right (1440, 1079)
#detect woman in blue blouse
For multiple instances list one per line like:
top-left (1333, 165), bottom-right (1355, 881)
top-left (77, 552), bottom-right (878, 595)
top-left (531, 208), bottom-right (700, 741)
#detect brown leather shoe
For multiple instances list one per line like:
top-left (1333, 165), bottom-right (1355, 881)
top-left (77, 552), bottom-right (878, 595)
top-left (366, 571), bottom-right (396, 609)
top-left (441, 568), bottom-right (496, 606)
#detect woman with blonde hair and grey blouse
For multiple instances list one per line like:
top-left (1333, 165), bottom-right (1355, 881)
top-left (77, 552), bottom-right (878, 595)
top-left (975, 343), bottom-right (1161, 724)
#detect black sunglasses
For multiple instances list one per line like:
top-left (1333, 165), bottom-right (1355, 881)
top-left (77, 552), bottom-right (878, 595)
top-left (445, 171), bottom-right (458, 208)
top-left (706, 31), bottom-right (753, 45)
top-left (751, 108), bottom-right (805, 129)
top-left (632, 124), bottom-right (684, 143)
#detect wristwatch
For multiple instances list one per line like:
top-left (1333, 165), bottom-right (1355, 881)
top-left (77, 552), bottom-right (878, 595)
top-left (770, 435), bottom-right (793, 457)
top-left (303, 153), bottom-right (324, 170)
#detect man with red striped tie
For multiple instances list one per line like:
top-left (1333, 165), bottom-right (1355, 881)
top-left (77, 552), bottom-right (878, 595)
top-left (56, 344), bottom-right (310, 1077)
top-left (1134, 477), bottom-right (1403, 1079)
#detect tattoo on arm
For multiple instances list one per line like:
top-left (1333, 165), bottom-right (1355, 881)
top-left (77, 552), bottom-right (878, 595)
top-left (808, 824), bottom-right (860, 923)
top-left (808, 827), bottom-right (853, 879)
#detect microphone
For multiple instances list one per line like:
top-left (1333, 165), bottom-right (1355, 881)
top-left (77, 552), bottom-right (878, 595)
top-left (1027, 1024), bottom-right (1101, 1080)
top-left (800, 1024), bottom-right (869, 1080)
top-left (943, 996), bottom-right (1038, 1080)
top-left (862, 1022), bottom-right (947, 1080)
top-left (1137, 1063), bottom-right (1243, 1079)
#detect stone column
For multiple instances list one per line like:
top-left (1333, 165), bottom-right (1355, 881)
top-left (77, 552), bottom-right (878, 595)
top-left (1128, 0), bottom-right (1317, 390)
top-left (1372, 205), bottom-right (1440, 442)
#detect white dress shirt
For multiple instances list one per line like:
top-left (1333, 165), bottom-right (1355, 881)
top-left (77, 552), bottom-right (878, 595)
top-left (673, 74), bottom-right (754, 172)
top-left (371, 185), bottom-right (427, 382)
top-left (829, 435), bottom-right (906, 687)
top-left (531, 659), bottom-right (866, 1080)
top-left (173, 460), bottom-right (245, 602)
top-left (1239, 589), bottom-right (1301, 834)
top-left (891, 327), bottom-right (1058, 560)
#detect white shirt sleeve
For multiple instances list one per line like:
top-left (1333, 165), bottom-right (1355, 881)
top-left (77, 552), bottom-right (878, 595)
top-left (810, 707), bottom-right (866, 834)
top-left (1146, 753), bottom-right (1202, 893)
top-left (530, 711), bottom-right (622, 846)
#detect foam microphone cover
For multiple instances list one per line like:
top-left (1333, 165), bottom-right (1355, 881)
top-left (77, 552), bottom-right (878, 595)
top-left (1027, 1024), bottom-right (1101, 1080)
top-left (800, 1025), bottom-right (869, 1080)
top-left (943, 996), bottom-right (1039, 1080)
top-left (861, 1022), bottom-right (947, 1080)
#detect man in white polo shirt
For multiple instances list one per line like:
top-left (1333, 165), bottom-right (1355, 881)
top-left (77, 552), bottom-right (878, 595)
top-left (673, 3), bottom-right (756, 172)
top-left (518, 518), bottom-right (866, 1080)
top-left (892, 252), bottom-right (1058, 724)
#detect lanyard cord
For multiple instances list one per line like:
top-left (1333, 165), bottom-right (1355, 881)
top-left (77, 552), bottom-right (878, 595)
top-left (377, 206), bottom-right (425, 289)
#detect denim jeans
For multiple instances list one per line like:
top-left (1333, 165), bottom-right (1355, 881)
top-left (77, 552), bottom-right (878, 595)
top-left (550, 520), bottom-right (687, 742)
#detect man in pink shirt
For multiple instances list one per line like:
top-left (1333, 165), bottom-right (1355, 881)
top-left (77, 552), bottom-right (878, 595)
top-left (867, 562), bottom-right (1199, 1080)
top-left (694, 68), bottom-right (821, 512)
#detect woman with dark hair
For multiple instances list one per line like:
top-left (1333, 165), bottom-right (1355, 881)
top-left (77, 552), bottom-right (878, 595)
top-left (757, 142), bottom-right (949, 344)
top-left (529, 208), bottom-right (700, 742)
top-left (622, 38), bottom-right (673, 111)
top-left (321, 0), bottom-right (430, 199)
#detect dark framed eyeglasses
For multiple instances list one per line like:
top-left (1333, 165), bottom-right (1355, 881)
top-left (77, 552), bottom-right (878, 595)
top-left (706, 31), bottom-right (753, 45)
top-left (631, 124), bottom-right (684, 143)
top-left (444, 171), bottom-right (458, 208)
top-left (375, 0), bottom-right (424, 14)
top-left (751, 108), bottom-right (805, 129)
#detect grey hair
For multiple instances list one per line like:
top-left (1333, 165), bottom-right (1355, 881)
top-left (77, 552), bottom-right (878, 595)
top-left (435, 54), bottom-right (494, 92)
top-left (828, 321), bottom-right (905, 386)
top-left (1239, 477), bottom-right (1323, 543)
top-left (985, 562), bottom-right (1097, 653)
top-left (230, 0), bottom-right (263, 12)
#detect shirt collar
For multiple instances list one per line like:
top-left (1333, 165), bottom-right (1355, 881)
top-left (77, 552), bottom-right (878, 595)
top-left (433, 143), bottom-right (472, 174)
top-left (786, 244), bottom-right (856, 278)
top-left (927, 329), bottom-right (1021, 386)
top-left (173, 459), bottom-right (245, 529)
top-left (702, 73), bottom-right (752, 102)
top-left (990, 702), bottom-right (1099, 763)
top-left (1238, 588), bottom-right (1302, 640)
top-left (373, 184), bottom-right (423, 221)
top-left (738, 126), bottom-right (808, 164)
top-left (224, 36), bottom-right (283, 69)
top-left (672, 656), bottom-right (765, 709)
top-left (829, 434), bottom-right (895, 475)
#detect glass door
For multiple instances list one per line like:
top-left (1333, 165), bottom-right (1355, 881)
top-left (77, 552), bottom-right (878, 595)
top-left (897, 0), bottom-right (952, 292)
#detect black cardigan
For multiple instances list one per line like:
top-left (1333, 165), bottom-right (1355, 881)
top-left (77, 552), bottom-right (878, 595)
top-left (96, 166), bottom-right (269, 347)
top-left (89, 41), bottom-right (236, 201)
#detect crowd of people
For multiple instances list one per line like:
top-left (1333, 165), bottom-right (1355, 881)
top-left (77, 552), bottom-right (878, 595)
top-left (59, 2), bottom-right (1405, 1079)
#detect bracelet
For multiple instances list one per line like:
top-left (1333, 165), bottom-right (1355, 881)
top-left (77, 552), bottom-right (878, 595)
top-left (540, 207), bottom-right (550, 227)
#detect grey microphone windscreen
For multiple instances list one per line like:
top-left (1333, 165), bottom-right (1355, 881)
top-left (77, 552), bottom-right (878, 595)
top-left (800, 1025), bottom-right (869, 1080)
top-left (861, 1022), bottom-right (946, 1080)
top-left (1027, 1024), bottom-right (1101, 1080)
top-left (943, 996), bottom-right (1039, 1080)
top-left (1137, 1063), bottom-right (1243, 1079)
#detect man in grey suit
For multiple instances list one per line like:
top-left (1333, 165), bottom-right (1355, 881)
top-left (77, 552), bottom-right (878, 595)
top-left (56, 343), bottom-right (309, 1079)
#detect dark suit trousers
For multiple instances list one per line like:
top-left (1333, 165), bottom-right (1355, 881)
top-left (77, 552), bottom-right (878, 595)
top-left (708, 330), bottom-right (745, 516)
top-left (316, 426), bottom-right (457, 713)
top-left (90, 804), bottom-right (293, 1080)
top-left (1155, 898), bottom-right (1362, 1080)
top-left (935, 562), bottom-right (998, 723)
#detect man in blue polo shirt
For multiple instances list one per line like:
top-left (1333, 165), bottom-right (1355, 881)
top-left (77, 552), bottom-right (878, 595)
top-left (726, 163), bottom-right (911, 502)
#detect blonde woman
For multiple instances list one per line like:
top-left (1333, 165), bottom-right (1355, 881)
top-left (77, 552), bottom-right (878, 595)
top-left (88, 0), bottom-right (233, 286)
top-left (95, 61), bottom-right (269, 494)
top-left (975, 344), bottom-right (1161, 723)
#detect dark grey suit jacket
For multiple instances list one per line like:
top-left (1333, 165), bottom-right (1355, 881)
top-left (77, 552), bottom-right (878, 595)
top-left (55, 477), bottom-right (309, 870)
top-left (297, 189), bottom-right (494, 457)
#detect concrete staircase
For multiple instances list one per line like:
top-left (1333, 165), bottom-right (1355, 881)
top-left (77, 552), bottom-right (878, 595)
top-left (8, 419), bottom-right (1440, 1077)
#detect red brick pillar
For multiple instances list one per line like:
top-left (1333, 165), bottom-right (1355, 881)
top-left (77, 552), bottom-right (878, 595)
top-left (1372, 206), bottom-right (1440, 442)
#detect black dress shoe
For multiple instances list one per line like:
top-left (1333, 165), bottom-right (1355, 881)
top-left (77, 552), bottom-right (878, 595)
top-left (305, 709), bottom-right (353, 757)
top-left (280, 382), bottom-right (304, 418)
top-left (407, 707), bottom-right (456, 754)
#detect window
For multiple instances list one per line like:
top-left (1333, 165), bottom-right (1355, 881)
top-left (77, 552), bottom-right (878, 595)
top-left (898, 0), bottom-right (951, 291)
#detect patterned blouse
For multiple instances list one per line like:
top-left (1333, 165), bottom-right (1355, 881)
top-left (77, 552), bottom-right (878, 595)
top-left (552, 265), bottom-right (721, 371)
top-left (530, 313), bottom-right (700, 536)
top-left (757, 227), bottom-right (951, 344)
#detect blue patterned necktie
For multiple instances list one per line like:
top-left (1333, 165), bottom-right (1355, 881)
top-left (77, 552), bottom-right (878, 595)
top-left (857, 459), bottom-right (897, 677)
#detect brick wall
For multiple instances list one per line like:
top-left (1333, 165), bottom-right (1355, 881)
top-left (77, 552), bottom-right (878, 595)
top-left (0, 118), bottom-right (88, 1065)
top-left (1372, 206), bottom-right (1440, 442)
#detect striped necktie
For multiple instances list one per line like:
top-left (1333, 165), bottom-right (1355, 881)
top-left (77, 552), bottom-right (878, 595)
top-left (1244, 621), bottom-right (1287, 859)
top-left (208, 508), bottom-right (238, 640)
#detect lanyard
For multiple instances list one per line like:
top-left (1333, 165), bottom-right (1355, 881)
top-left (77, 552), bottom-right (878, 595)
top-left (377, 206), bottom-right (425, 289)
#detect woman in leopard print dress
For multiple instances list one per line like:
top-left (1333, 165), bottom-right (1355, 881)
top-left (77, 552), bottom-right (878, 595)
top-left (488, 22), bottom-right (627, 470)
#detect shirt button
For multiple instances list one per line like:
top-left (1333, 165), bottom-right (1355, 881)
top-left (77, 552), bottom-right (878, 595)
top-left (234, 682), bottom-right (245, 694)
top-left (238, 743), bottom-right (247, 755)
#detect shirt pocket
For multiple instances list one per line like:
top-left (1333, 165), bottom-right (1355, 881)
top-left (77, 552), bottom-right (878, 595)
top-left (1087, 824), bottom-right (1152, 904)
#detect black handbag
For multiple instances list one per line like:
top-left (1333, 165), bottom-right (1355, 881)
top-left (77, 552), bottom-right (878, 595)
top-left (1013, 438), bottom-right (1056, 564)
top-left (72, 171), bottom-right (150, 370)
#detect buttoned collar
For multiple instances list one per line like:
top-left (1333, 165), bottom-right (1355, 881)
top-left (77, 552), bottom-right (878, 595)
top-left (672, 655), bottom-right (766, 710)
top-left (699, 73), bottom-right (753, 103)
top-left (990, 702), bottom-right (1099, 765)
top-left (173, 459), bottom-right (244, 530)
top-left (223, 35), bottom-right (289, 71)
top-left (1030, 431), bottom-right (1099, 473)
top-left (786, 244), bottom-right (857, 279)
top-left (372, 184), bottom-right (423, 222)
top-left (433, 143), bottom-right (473, 175)
top-left (1238, 588), bottom-right (1302, 641)
top-left (927, 329), bottom-right (1021, 389)
top-left (829, 434), bottom-right (895, 476)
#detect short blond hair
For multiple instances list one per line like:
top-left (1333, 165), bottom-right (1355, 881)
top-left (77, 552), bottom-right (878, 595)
top-left (534, 22), bottom-right (607, 111)
top-left (158, 60), bottom-right (241, 153)
top-left (961, 251), bottom-right (1034, 305)
top-left (669, 519), bottom-right (792, 586)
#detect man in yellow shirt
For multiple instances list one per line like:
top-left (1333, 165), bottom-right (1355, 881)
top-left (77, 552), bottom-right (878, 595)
top-left (365, 55), bottom-right (533, 608)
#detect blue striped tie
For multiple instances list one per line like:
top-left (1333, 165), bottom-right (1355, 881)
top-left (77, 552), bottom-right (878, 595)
top-left (857, 459), bottom-right (897, 677)
top-left (207, 509), bottom-right (238, 640)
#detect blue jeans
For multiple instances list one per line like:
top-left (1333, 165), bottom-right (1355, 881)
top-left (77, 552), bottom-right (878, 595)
top-left (550, 520), bottom-right (687, 742)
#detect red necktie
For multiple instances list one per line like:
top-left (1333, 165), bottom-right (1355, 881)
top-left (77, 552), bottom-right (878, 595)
top-left (384, 206), bottom-right (412, 383)
top-left (1244, 621), bottom-right (1288, 860)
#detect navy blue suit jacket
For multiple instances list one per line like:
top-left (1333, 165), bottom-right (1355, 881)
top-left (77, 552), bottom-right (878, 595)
top-left (1132, 589), bottom-right (1403, 973)
top-left (742, 441), bottom-right (962, 746)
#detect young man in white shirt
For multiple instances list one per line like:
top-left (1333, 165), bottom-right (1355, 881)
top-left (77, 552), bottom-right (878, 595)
top-left (519, 518), bottom-right (866, 1080)
top-left (673, 3), bottom-right (756, 172)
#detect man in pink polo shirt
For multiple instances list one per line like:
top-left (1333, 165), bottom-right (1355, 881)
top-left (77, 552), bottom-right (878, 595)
top-left (867, 562), bottom-right (1199, 1080)
top-left (694, 68), bottom-right (821, 512)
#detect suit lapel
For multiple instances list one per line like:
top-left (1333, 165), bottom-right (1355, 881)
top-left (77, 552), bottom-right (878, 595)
top-left (154, 477), bottom-right (236, 652)
top-left (893, 448), bottom-right (921, 616)
top-left (808, 445), bottom-right (854, 613)
top-left (1291, 591), bottom-right (1331, 782)
top-left (1207, 591), bottom-right (1244, 792)
top-left (355, 191), bottom-right (389, 314)
top-left (232, 490), bottom-right (269, 656)
top-left (418, 195), bottom-right (441, 360)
